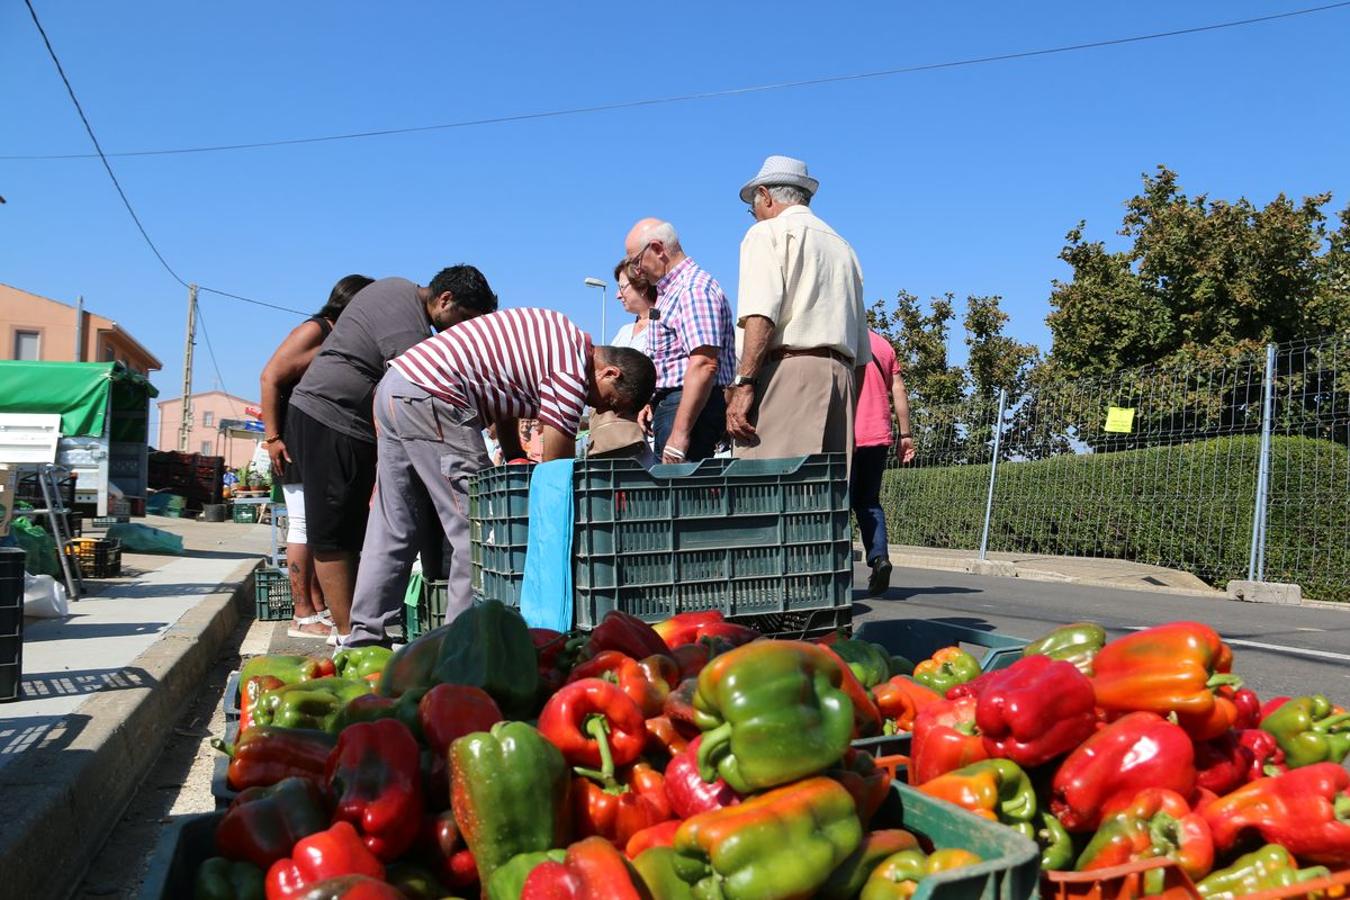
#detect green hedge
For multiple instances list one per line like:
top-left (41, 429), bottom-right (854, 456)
top-left (880, 435), bottom-right (1350, 602)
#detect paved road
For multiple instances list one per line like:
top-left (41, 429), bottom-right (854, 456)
top-left (855, 565), bottom-right (1350, 701)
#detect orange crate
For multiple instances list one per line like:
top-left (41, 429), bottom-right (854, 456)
top-left (1042, 858), bottom-right (1201, 900)
top-left (1244, 867), bottom-right (1350, 900)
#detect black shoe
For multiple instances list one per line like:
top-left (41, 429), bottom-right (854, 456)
top-left (867, 558), bottom-right (893, 596)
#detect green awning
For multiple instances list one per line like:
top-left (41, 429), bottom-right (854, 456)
top-left (0, 361), bottom-right (158, 437)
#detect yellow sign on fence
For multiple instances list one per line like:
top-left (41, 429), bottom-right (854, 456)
top-left (1104, 406), bottom-right (1136, 433)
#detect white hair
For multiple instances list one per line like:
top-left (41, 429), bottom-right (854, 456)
top-left (766, 184), bottom-right (811, 207)
top-left (639, 220), bottom-right (681, 252)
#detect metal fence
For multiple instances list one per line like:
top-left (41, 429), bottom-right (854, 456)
top-left (879, 334), bottom-right (1350, 601)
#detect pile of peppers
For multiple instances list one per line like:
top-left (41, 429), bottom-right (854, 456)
top-left (198, 606), bottom-right (997, 899)
top-left (902, 619), bottom-right (1350, 896)
top-left (197, 610), bottom-right (1350, 899)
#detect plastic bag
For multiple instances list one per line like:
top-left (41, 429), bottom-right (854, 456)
top-left (105, 522), bottom-right (185, 555)
top-left (24, 572), bottom-right (68, 618)
top-left (10, 515), bottom-right (61, 577)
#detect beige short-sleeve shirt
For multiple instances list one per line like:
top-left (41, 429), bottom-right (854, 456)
top-left (735, 205), bottom-right (871, 365)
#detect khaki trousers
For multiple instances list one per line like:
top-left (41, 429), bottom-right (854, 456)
top-left (733, 355), bottom-right (855, 466)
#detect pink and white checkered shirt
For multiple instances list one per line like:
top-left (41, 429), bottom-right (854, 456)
top-left (648, 257), bottom-right (737, 390)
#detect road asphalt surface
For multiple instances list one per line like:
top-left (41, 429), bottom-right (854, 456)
top-left (856, 564), bottom-right (1350, 700)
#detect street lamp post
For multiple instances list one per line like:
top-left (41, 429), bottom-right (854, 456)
top-left (584, 277), bottom-right (607, 342)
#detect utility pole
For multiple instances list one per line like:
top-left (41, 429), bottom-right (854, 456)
top-left (179, 284), bottom-right (197, 452)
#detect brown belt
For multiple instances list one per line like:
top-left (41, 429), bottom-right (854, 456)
top-left (770, 347), bottom-right (852, 364)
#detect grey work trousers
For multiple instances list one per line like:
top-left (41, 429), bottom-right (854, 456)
top-left (349, 368), bottom-right (489, 645)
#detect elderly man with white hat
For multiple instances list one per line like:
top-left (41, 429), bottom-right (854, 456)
top-left (725, 155), bottom-right (871, 464)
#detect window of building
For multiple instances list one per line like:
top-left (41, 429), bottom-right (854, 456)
top-left (13, 330), bottom-right (40, 361)
top-left (200, 441), bottom-right (212, 456)
top-left (101, 343), bottom-right (116, 362)
top-left (203, 411), bottom-right (215, 427)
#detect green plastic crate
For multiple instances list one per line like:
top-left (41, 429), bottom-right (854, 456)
top-left (252, 565), bottom-right (293, 621)
top-left (231, 503), bottom-right (257, 524)
top-left (850, 618), bottom-right (1031, 757)
top-left (468, 454), bottom-right (852, 631)
top-left (143, 781), bottom-right (1039, 900)
top-left (877, 781), bottom-right (1040, 900)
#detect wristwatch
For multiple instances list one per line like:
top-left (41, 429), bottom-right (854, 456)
top-left (264, 434), bottom-right (283, 445)
top-left (731, 374), bottom-right (755, 388)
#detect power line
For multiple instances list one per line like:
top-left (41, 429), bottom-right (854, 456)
top-left (8, 1), bottom-right (1349, 162)
top-left (193, 304), bottom-right (241, 417)
top-left (21, 0), bottom-right (310, 317)
top-left (199, 286), bottom-right (307, 316)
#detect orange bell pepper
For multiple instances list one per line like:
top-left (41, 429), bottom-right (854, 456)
top-left (874, 676), bottom-right (942, 733)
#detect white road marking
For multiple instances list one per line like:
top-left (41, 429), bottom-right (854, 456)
top-left (1122, 626), bottom-right (1350, 662)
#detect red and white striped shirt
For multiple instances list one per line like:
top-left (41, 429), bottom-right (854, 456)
top-left (389, 308), bottom-right (592, 437)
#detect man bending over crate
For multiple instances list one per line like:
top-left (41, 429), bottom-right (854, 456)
top-left (346, 307), bottom-right (657, 648)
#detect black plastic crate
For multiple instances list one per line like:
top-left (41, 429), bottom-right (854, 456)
top-left (253, 566), bottom-right (293, 621)
top-left (210, 720), bottom-right (239, 809)
top-left (63, 538), bottom-right (122, 578)
top-left (222, 670), bottom-right (240, 722)
top-left (141, 810), bottom-right (226, 898)
top-left (16, 471), bottom-right (77, 509)
top-left (0, 632), bottom-right (22, 703)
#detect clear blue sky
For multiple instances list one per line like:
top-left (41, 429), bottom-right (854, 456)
top-left (4, 1), bottom-right (1348, 436)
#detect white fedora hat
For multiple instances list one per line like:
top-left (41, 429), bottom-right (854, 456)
top-left (739, 155), bottom-right (819, 204)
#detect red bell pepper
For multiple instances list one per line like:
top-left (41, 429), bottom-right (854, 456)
top-left (910, 696), bottom-right (988, 785)
top-left (625, 819), bottom-right (680, 859)
top-left (585, 611), bottom-right (670, 661)
top-left (522, 836), bottom-right (646, 900)
top-left (1194, 732), bottom-right (1254, 796)
top-left (873, 675), bottom-right (941, 733)
top-left (240, 674), bottom-right (286, 735)
top-left (417, 810), bottom-right (477, 893)
top-left (1238, 728), bottom-right (1287, 780)
top-left (1091, 621), bottom-right (1242, 741)
top-left (1076, 788), bottom-right (1215, 889)
top-left (1230, 687), bottom-right (1261, 730)
top-left (643, 716), bottom-right (689, 761)
top-left (663, 734), bottom-right (740, 819)
top-left (820, 645), bottom-right (885, 739)
top-left (1050, 711), bottom-right (1196, 833)
top-left (670, 643), bottom-right (711, 680)
top-left (662, 678), bottom-right (701, 738)
top-left (1201, 762), bottom-right (1350, 866)
top-left (264, 821), bottom-right (385, 899)
top-left (975, 655), bottom-right (1097, 768)
top-left (573, 761), bottom-right (673, 848)
top-left (416, 683), bottom-right (502, 758)
top-left (537, 678), bottom-right (647, 776)
top-left (220, 726), bottom-right (336, 792)
top-left (827, 748), bottom-right (894, 828)
top-left (568, 651), bottom-right (676, 718)
top-left (217, 776), bottom-right (331, 870)
top-left (654, 611), bottom-right (725, 648)
top-left (944, 670), bottom-right (998, 702)
top-left (288, 875), bottom-right (403, 899)
top-left (325, 719), bottom-right (423, 862)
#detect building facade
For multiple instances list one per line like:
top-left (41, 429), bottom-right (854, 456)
top-left (156, 392), bottom-right (261, 469)
top-left (0, 282), bottom-right (162, 374)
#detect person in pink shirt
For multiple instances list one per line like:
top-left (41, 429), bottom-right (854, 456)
top-left (853, 329), bottom-right (916, 595)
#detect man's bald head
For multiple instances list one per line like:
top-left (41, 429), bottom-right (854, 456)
top-left (624, 218), bottom-right (683, 282)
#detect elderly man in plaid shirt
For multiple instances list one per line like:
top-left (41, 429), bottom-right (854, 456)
top-left (623, 218), bottom-right (737, 463)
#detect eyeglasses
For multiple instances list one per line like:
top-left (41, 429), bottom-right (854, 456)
top-left (617, 280), bottom-right (632, 294)
top-left (626, 241), bottom-right (654, 274)
top-left (747, 186), bottom-right (763, 217)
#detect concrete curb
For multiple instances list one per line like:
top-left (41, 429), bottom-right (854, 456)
top-left (0, 557), bottom-right (258, 900)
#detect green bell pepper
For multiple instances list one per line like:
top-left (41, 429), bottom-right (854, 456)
top-left (1259, 694), bottom-right (1350, 768)
top-left (194, 857), bottom-right (265, 900)
top-left (889, 655), bottom-right (915, 677)
top-left (450, 721), bottom-right (571, 888)
top-left (378, 624), bottom-right (449, 698)
top-left (331, 687), bottom-right (425, 738)
top-left (1022, 622), bottom-right (1107, 676)
top-left (250, 676), bottom-right (373, 732)
top-left (332, 645), bottom-right (393, 682)
top-left (672, 776), bottom-right (862, 900)
top-left (912, 647), bottom-right (981, 695)
top-left (819, 830), bottom-right (921, 900)
top-left (1197, 844), bottom-right (1332, 898)
top-left (831, 639), bottom-right (895, 689)
top-left (691, 640), bottom-right (855, 794)
top-left (632, 847), bottom-right (696, 900)
top-left (433, 600), bottom-right (538, 719)
top-left (487, 850), bottom-right (566, 900)
top-left (860, 848), bottom-right (981, 900)
top-left (1011, 811), bottom-right (1075, 871)
top-left (385, 861), bottom-right (450, 900)
top-left (238, 654), bottom-right (333, 689)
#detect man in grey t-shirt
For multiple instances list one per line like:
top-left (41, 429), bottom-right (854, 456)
top-left (284, 266), bottom-right (497, 643)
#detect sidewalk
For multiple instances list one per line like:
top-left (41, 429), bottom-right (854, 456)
top-left (0, 518), bottom-right (270, 900)
top-left (884, 543), bottom-right (1221, 596)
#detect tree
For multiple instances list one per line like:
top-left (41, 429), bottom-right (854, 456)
top-left (1047, 166), bottom-right (1350, 378)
